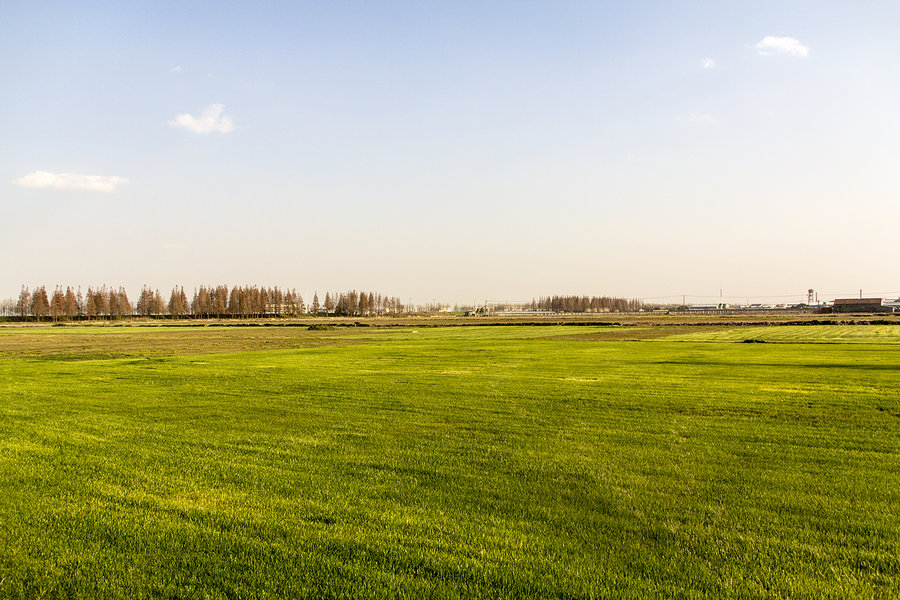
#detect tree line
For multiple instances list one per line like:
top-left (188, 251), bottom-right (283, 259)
top-left (0, 285), bottom-right (652, 320)
top-left (531, 295), bottom-right (647, 313)
top-left (1, 285), bottom-right (407, 320)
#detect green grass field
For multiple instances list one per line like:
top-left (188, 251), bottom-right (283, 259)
top-left (1, 324), bottom-right (898, 598)
top-left (663, 324), bottom-right (900, 344)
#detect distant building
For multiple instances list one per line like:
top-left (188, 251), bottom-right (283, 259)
top-left (832, 298), bottom-right (895, 313)
top-left (688, 304), bottom-right (728, 311)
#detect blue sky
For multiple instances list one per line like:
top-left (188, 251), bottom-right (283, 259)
top-left (2, 1), bottom-right (898, 304)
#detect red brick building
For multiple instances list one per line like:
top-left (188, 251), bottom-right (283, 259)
top-left (832, 298), bottom-right (894, 313)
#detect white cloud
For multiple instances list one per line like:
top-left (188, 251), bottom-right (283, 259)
top-left (701, 58), bottom-right (715, 69)
top-left (168, 104), bottom-right (234, 134)
top-left (754, 36), bottom-right (809, 57)
top-left (171, 65), bottom-right (183, 73)
top-left (12, 171), bottom-right (129, 192)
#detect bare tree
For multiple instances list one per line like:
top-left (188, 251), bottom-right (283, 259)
top-left (213, 286), bottom-right (227, 318)
top-left (0, 297), bottom-right (15, 317)
top-left (153, 290), bottom-right (165, 316)
top-left (168, 286), bottom-right (189, 318)
top-left (117, 287), bottom-right (132, 317)
top-left (17, 287), bottom-right (30, 318)
top-left (31, 286), bottom-right (50, 320)
top-left (107, 287), bottom-right (120, 319)
top-left (296, 291), bottom-right (305, 315)
top-left (50, 287), bottom-right (65, 321)
top-left (227, 287), bottom-right (242, 317)
top-left (64, 287), bottom-right (78, 319)
top-left (193, 286), bottom-right (212, 318)
top-left (137, 286), bottom-right (156, 316)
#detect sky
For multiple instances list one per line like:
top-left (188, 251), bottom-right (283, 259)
top-left (2, 1), bottom-right (898, 305)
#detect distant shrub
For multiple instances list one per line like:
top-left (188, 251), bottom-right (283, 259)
top-left (307, 324), bottom-right (334, 331)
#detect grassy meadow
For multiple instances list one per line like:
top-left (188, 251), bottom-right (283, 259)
top-left (0, 323), bottom-right (898, 598)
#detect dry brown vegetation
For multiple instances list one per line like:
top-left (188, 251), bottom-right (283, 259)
top-left (3, 312), bottom-right (896, 359)
top-left (0, 326), bottom-right (369, 360)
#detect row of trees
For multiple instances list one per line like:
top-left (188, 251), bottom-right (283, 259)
top-left (0, 286), bottom-right (650, 319)
top-left (3, 285), bottom-right (142, 320)
top-left (480, 296), bottom-right (649, 313)
top-left (1, 285), bottom-right (407, 320)
top-left (325, 290), bottom-right (405, 317)
top-left (530, 295), bottom-right (648, 313)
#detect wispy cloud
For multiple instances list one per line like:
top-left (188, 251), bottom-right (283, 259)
top-left (754, 36), bottom-right (809, 57)
top-left (171, 65), bottom-right (183, 73)
top-left (168, 104), bottom-right (234, 134)
top-left (701, 58), bottom-right (715, 69)
top-left (13, 171), bottom-right (129, 192)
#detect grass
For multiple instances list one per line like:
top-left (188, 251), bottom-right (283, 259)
top-left (663, 324), bottom-right (900, 344)
top-left (0, 324), bottom-right (898, 598)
